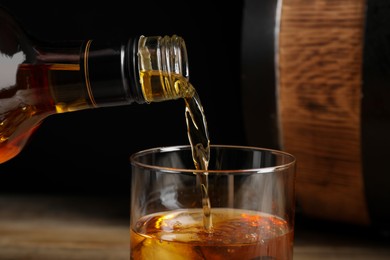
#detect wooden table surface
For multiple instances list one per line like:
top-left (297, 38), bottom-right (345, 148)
top-left (0, 193), bottom-right (389, 260)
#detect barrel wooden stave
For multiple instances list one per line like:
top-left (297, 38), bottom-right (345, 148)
top-left (277, 0), bottom-right (370, 225)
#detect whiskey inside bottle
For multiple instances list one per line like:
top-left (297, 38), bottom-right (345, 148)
top-left (0, 37), bottom-right (213, 231)
top-left (0, 64), bottom-right (205, 164)
top-left (0, 63), bottom-right (87, 163)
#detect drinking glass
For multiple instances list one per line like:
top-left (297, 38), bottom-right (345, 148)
top-left (130, 144), bottom-right (296, 260)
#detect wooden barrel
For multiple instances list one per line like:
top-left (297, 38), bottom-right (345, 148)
top-left (278, 0), bottom-right (369, 226)
top-left (241, 0), bottom-right (390, 231)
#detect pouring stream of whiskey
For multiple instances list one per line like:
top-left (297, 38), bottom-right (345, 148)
top-left (184, 89), bottom-right (213, 232)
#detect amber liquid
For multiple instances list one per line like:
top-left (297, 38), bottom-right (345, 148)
top-left (139, 70), bottom-right (195, 102)
top-left (130, 89), bottom-right (295, 259)
top-left (0, 66), bottom-right (195, 164)
top-left (184, 92), bottom-right (212, 231)
top-left (130, 208), bottom-right (293, 260)
top-left (140, 69), bottom-right (213, 230)
top-left (0, 63), bottom-right (89, 163)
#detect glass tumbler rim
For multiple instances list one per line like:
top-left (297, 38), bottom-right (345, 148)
top-left (130, 144), bottom-right (295, 174)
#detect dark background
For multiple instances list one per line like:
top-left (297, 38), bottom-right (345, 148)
top-left (0, 1), bottom-right (257, 198)
top-left (2, 0), bottom-right (390, 242)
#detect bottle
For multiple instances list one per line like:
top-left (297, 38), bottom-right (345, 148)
top-left (0, 6), bottom-right (194, 164)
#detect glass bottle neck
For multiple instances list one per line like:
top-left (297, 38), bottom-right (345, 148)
top-left (34, 38), bottom-right (145, 108)
top-left (81, 38), bottom-right (145, 106)
top-left (33, 35), bottom-right (193, 108)
top-left (1, 5), bottom-right (193, 109)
